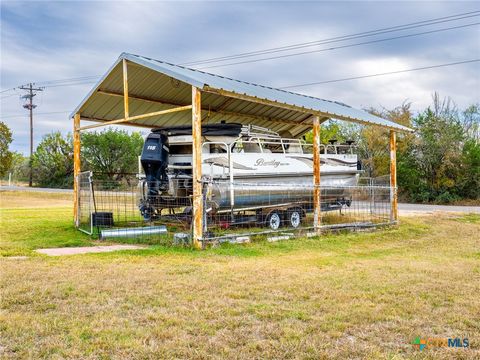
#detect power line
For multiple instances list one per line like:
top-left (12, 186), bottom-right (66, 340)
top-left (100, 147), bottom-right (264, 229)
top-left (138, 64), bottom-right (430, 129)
top-left (2, 58), bottom-right (478, 120)
top-left (0, 79), bottom-right (97, 94)
top-left (1, 111), bottom-right (70, 118)
top-left (1, 13), bottom-right (477, 137)
top-left (182, 11), bottom-right (480, 66)
top-left (0, 93), bottom-right (19, 101)
top-left (280, 59), bottom-right (480, 89)
top-left (7, 20), bottom-right (478, 90)
top-left (0, 87), bottom-right (16, 94)
top-left (1, 11), bottom-right (478, 92)
top-left (183, 11), bottom-right (480, 65)
top-left (0, 77), bottom-right (100, 94)
top-left (199, 22), bottom-right (480, 69)
top-left (36, 75), bottom-right (101, 85)
top-left (43, 80), bottom-right (98, 88)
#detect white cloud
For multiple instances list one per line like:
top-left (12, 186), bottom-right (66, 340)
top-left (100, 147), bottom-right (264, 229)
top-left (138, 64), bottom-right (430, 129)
top-left (1, 0), bottom-right (479, 154)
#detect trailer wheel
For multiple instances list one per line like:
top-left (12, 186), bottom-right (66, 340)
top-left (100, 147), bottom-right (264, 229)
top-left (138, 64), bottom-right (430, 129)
top-left (139, 203), bottom-right (159, 221)
top-left (287, 208), bottom-right (302, 228)
top-left (266, 211), bottom-right (282, 230)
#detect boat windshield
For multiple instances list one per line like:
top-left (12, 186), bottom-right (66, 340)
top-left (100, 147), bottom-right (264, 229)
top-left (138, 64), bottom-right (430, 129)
top-left (232, 138), bottom-right (262, 153)
top-left (232, 137), bottom-right (306, 154)
top-left (259, 138), bottom-right (284, 153)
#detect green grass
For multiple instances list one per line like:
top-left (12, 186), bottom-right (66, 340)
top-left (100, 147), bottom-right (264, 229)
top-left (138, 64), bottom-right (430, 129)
top-left (1, 191), bottom-right (479, 359)
top-left (0, 201), bottom-right (428, 259)
top-left (455, 213), bottom-right (480, 224)
top-left (0, 207), bottom-right (94, 256)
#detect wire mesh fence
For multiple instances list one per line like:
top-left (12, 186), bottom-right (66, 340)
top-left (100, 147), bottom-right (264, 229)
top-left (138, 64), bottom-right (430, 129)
top-left (78, 172), bottom-right (192, 244)
top-left (203, 180), bottom-right (392, 241)
top-left (78, 171), bottom-right (93, 235)
top-left (77, 173), bottom-right (393, 245)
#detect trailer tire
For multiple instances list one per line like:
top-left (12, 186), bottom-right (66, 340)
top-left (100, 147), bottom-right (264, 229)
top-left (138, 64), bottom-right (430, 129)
top-left (287, 208), bottom-right (302, 228)
top-left (266, 211), bottom-right (282, 230)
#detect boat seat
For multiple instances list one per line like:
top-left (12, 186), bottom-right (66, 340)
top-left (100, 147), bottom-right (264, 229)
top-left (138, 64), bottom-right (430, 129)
top-left (243, 142), bottom-right (261, 153)
top-left (286, 144), bottom-right (303, 153)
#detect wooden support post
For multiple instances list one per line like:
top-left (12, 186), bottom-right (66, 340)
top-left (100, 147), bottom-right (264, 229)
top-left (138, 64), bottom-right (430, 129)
top-left (312, 115), bottom-right (321, 233)
top-left (192, 86), bottom-right (203, 249)
top-left (73, 113), bottom-right (81, 227)
top-left (389, 130), bottom-right (398, 223)
top-left (123, 59), bottom-right (129, 119)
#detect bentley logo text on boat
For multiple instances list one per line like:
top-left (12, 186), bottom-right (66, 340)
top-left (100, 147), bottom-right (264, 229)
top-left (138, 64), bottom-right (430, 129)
top-left (254, 158), bottom-right (288, 168)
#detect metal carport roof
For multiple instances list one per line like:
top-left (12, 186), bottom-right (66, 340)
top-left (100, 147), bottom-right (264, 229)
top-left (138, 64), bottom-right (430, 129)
top-left (71, 52), bottom-right (413, 135)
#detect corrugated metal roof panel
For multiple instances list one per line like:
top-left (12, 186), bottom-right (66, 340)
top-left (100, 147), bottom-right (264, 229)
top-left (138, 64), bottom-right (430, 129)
top-left (71, 52), bottom-right (413, 133)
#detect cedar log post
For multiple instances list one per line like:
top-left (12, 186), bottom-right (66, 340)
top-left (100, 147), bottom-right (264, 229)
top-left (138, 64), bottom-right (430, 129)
top-left (313, 115), bottom-right (321, 233)
top-left (123, 59), bottom-right (129, 119)
top-left (192, 86), bottom-right (203, 249)
top-left (73, 113), bottom-right (81, 227)
top-left (390, 130), bottom-right (398, 223)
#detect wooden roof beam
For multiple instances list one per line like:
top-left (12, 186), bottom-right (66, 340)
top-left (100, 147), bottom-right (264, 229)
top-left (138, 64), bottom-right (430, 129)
top-left (79, 115), bottom-right (157, 129)
top-left (202, 86), bottom-right (332, 119)
top-left (96, 89), bottom-right (313, 128)
top-left (78, 105), bottom-right (192, 131)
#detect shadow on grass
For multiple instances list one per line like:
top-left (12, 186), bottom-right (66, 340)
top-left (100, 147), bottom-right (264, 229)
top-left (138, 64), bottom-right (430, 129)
top-left (1, 201), bottom-right (433, 261)
top-left (89, 217), bottom-right (431, 261)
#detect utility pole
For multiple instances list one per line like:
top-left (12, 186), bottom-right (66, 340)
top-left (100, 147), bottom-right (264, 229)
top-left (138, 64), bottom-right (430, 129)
top-left (19, 83), bottom-right (44, 187)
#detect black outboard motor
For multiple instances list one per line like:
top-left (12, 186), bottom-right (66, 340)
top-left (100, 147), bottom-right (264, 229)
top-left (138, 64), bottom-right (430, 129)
top-left (141, 131), bottom-right (169, 200)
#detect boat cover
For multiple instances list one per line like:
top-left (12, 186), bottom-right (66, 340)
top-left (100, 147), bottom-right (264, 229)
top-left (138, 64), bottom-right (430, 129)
top-left (153, 123), bottom-right (243, 136)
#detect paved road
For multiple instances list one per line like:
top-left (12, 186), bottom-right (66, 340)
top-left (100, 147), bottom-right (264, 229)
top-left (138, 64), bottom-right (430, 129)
top-left (398, 203), bottom-right (479, 214)
top-left (1, 185), bottom-right (479, 214)
top-left (1, 185), bottom-right (73, 193)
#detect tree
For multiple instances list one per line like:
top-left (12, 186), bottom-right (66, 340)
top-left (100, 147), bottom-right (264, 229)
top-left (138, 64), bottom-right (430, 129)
top-left (301, 95), bottom-right (478, 203)
top-left (416, 101), bottom-right (464, 201)
top-left (9, 152), bottom-right (30, 182)
top-left (457, 139), bottom-right (480, 199)
top-left (26, 129), bottom-right (144, 188)
top-left (303, 105), bottom-right (413, 180)
top-left (0, 121), bottom-right (14, 177)
top-left (81, 129), bottom-right (144, 182)
top-left (359, 102), bottom-right (413, 178)
top-left (397, 94), bottom-right (466, 202)
top-left (456, 104), bottom-right (480, 200)
top-left (31, 132), bottom-right (74, 188)
top-left (303, 120), bottom-right (347, 145)
top-left (461, 104), bottom-right (480, 142)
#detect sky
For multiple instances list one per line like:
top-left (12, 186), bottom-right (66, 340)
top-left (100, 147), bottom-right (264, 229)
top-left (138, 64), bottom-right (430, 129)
top-left (1, 0), bottom-right (479, 154)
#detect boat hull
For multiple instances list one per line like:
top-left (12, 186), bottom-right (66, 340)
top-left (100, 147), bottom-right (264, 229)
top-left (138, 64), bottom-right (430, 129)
top-left (140, 171), bottom-right (358, 215)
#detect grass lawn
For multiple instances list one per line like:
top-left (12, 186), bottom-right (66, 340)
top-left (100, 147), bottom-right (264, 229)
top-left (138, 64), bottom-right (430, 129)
top-left (0, 191), bottom-right (479, 359)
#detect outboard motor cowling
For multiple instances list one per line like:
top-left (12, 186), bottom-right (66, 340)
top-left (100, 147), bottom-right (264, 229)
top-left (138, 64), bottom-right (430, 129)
top-left (141, 132), bottom-right (169, 198)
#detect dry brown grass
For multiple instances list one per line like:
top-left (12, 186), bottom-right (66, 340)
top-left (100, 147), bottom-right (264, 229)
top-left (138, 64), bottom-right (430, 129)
top-left (1, 210), bottom-right (479, 359)
top-left (451, 199), bottom-right (480, 206)
top-left (0, 180), bottom-right (29, 187)
top-left (0, 191), bottom-right (73, 208)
